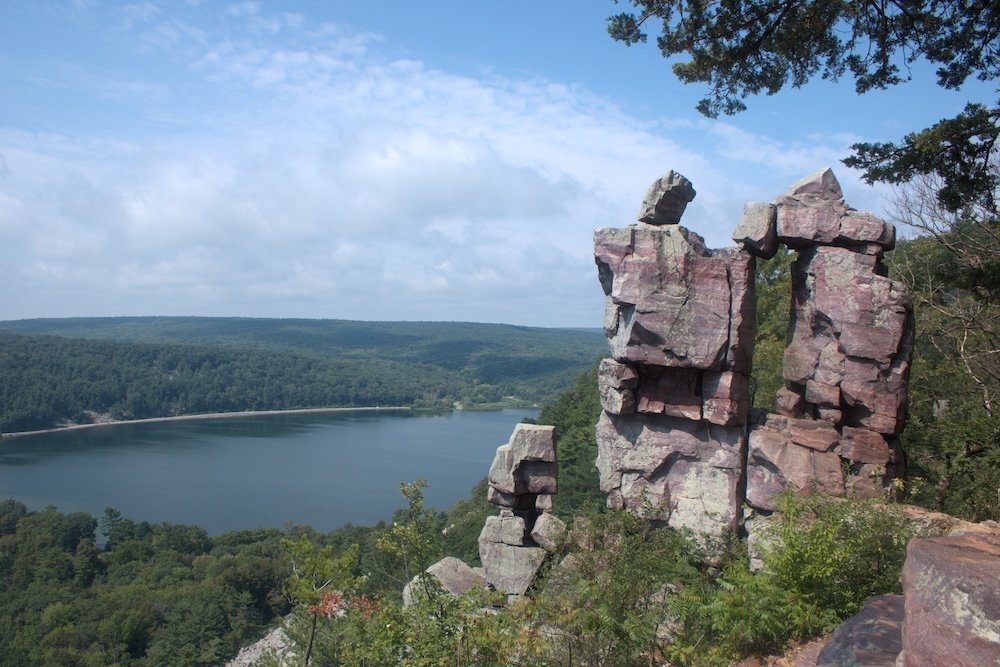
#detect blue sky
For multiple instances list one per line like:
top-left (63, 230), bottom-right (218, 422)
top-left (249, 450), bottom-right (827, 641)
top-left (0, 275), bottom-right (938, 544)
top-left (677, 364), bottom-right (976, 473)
top-left (0, 1), bottom-right (993, 327)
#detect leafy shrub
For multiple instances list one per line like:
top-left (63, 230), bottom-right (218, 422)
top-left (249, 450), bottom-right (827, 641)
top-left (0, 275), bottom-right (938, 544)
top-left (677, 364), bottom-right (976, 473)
top-left (762, 490), bottom-right (914, 618)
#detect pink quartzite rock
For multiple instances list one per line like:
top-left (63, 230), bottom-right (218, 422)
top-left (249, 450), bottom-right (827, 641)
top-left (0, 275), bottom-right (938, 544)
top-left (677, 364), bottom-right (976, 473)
top-left (636, 367), bottom-right (701, 419)
top-left (784, 167), bottom-right (845, 201)
top-left (746, 415), bottom-right (844, 512)
top-left (901, 532), bottom-right (1000, 667)
top-left (815, 594), bottom-right (904, 667)
top-left (598, 358), bottom-right (639, 415)
top-left (781, 246), bottom-right (913, 433)
top-left (530, 512), bottom-right (566, 553)
top-left (636, 170), bottom-right (696, 225)
top-left (487, 424), bottom-right (557, 498)
top-left (837, 426), bottom-right (891, 465)
top-left (595, 224), bottom-right (756, 372)
top-left (480, 512), bottom-right (527, 546)
top-left (702, 371), bottom-right (750, 426)
top-left (732, 201), bottom-right (778, 259)
top-left (478, 540), bottom-right (547, 596)
top-left (596, 411), bottom-right (744, 539)
top-left (775, 168), bottom-right (895, 251)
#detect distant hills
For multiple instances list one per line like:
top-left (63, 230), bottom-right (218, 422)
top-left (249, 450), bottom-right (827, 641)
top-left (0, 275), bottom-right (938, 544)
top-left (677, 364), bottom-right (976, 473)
top-left (0, 317), bottom-right (606, 433)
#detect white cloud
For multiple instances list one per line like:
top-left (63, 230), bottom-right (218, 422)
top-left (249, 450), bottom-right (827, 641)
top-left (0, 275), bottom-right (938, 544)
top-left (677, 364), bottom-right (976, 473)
top-left (0, 2), bottom-right (897, 326)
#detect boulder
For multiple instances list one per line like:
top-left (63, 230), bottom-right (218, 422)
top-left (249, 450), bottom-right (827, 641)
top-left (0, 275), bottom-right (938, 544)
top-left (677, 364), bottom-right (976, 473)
top-left (478, 541), bottom-right (547, 596)
top-left (636, 170), bottom-right (696, 225)
top-left (732, 201), bottom-right (778, 259)
top-left (530, 512), bottom-right (567, 553)
top-left (487, 424), bottom-right (557, 498)
top-left (815, 594), bottom-right (904, 667)
top-left (782, 167), bottom-right (844, 201)
top-left (402, 556), bottom-right (487, 606)
top-left (901, 532), bottom-right (1000, 667)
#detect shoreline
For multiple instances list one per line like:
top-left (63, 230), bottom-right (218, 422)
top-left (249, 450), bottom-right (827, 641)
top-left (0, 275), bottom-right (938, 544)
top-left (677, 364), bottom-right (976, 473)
top-left (0, 406), bottom-right (413, 440)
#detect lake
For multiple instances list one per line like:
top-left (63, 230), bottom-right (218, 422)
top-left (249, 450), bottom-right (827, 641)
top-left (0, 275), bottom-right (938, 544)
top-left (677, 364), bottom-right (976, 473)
top-left (0, 408), bottom-right (537, 535)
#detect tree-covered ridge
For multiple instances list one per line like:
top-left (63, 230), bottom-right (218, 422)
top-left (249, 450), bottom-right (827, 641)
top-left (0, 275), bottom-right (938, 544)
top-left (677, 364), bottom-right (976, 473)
top-left (0, 318), bottom-right (606, 433)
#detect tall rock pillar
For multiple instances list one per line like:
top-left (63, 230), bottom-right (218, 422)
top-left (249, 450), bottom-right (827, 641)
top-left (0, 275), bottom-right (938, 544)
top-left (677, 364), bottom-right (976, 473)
top-left (593, 171), bottom-right (755, 543)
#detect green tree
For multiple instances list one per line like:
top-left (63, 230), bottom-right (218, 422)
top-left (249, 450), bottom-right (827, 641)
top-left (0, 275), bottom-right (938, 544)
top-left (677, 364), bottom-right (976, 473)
top-left (607, 0), bottom-right (999, 211)
top-left (280, 534), bottom-right (360, 666)
top-left (886, 174), bottom-right (1000, 519)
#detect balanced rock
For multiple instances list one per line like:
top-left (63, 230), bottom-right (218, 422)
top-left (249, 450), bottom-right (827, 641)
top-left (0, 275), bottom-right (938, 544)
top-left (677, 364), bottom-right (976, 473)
top-left (487, 424), bottom-right (557, 498)
top-left (636, 170), bottom-right (696, 225)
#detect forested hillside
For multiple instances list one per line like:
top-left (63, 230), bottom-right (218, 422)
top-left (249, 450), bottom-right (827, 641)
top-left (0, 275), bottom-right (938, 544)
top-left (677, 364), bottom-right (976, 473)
top-left (0, 318), bottom-right (605, 433)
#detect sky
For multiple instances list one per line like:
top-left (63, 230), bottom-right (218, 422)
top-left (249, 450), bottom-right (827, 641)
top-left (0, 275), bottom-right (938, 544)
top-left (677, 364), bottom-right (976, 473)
top-left (0, 1), bottom-right (994, 328)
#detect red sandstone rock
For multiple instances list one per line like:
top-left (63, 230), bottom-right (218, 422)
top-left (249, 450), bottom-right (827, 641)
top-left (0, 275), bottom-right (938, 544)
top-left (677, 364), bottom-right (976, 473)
top-left (901, 532), bottom-right (1000, 666)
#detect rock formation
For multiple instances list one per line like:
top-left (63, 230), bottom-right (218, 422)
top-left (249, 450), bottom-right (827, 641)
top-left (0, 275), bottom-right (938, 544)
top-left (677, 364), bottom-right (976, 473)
top-left (899, 531), bottom-right (1000, 666)
top-left (478, 423), bottom-right (564, 596)
top-left (593, 167), bottom-right (915, 549)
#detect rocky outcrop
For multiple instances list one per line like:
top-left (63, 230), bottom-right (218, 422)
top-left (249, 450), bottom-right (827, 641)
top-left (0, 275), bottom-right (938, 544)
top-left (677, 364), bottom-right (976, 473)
top-left (478, 423), bottom-right (563, 596)
top-left (594, 167), bottom-right (914, 549)
top-left (899, 531), bottom-right (1000, 666)
top-left (593, 172), bottom-right (756, 545)
top-left (815, 594), bottom-right (905, 667)
top-left (742, 169), bottom-right (914, 534)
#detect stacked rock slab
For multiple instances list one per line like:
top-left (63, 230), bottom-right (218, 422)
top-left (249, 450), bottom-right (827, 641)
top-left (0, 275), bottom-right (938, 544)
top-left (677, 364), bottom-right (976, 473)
top-left (744, 169), bottom-right (913, 541)
top-left (478, 423), bottom-right (565, 596)
top-left (594, 171), bottom-right (755, 543)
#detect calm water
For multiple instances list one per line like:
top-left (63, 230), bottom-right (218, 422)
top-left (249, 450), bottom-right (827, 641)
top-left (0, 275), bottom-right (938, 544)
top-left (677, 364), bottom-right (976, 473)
top-left (0, 409), bottom-right (537, 535)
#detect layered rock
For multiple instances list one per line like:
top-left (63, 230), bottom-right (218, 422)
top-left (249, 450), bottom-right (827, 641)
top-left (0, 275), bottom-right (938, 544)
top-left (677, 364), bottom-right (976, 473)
top-left (594, 170), bottom-right (754, 545)
top-left (595, 166), bottom-right (914, 549)
top-left (478, 424), bottom-right (563, 596)
top-left (744, 169), bottom-right (914, 520)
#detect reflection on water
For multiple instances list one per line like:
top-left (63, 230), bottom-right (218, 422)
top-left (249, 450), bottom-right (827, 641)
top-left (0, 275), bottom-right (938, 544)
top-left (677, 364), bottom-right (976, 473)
top-left (0, 408), bottom-right (536, 535)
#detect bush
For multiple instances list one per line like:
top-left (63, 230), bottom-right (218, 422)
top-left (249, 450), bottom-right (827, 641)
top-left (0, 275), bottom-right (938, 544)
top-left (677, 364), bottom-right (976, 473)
top-left (762, 490), bottom-right (914, 618)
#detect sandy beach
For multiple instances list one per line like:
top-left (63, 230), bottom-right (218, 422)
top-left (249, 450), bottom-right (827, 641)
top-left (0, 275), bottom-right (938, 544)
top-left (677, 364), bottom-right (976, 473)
top-left (0, 406), bottom-right (411, 440)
